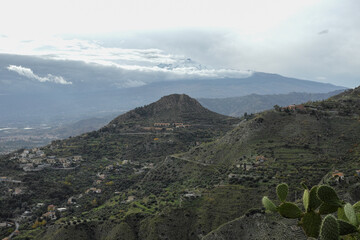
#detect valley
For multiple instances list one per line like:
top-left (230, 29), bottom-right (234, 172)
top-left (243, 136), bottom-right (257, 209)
top-left (0, 88), bottom-right (360, 240)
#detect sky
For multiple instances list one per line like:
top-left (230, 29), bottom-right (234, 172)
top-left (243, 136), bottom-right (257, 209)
top-left (0, 0), bottom-right (359, 87)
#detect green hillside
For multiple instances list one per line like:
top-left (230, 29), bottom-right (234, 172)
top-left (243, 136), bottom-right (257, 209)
top-left (1, 88), bottom-right (360, 240)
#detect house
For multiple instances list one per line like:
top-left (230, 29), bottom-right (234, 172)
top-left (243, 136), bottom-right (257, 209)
top-left (97, 173), bottom-right (106, 179)
top-left (256, 155), bottom-right (267, 162)
top-left (183, 192), bottom-right (201, 199)
top-left (57, 208), bottom-right (67, 212)
top-left (332, 171), bottom-right (345, 181)
top-left (73, 156), bottom-right (82, 161)
top-left (356, 170), bottom-right (360, 176)
top-left (228, 173), bottom-right (239, 179)
top-left (0, 222), bottom-right (8, 228)
top-left (42, 211), bottom-right (56, 220)
top-left (58, 158), bottom-right (67, 163)
top-left (19, 158), bottom-right (29, 163)
top-left (21, 211), bottom-right (32, 219)
top-left (105, 165), bottom-right (114, 170)
top-left (281, 104), bottom-right (297, 111)
top-left (47, 205), bottom-right (56, 211)
top-left (85, 188), bottom-right (102, 194)
top-left (244, 164), bottom-right (253, 171)
top-left (13, 188), bottom-right (22, 195)
top-left (32, 158), bottom-right (43, 164)
top-left (287, 104), bottom-right (296, 110)
top-left (47, 158), bottom-right (56, 164)
top-left (62, 162), bottom-right (71, 168)
top-left (67, 197), bottom-right (76, 205)
top-left (295, 104), bottom-right (306, 111)
top-left (126, 196), bottom-right (136, 203)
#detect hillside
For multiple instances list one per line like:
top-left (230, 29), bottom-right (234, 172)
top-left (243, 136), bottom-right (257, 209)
top-left (1, 90), bottom-right (345, 155)
top-left (198, 90), bottom-right (344, 117)
top-left (1, 88), bottom-right (360, 240)
top-left (0, 94), bottom-right (240, 240)
top-left (136, 86), bottom-right (360, 239)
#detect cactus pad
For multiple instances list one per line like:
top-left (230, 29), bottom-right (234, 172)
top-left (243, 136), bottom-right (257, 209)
top-left (309, 186), bottom-right (321, 210)
top-left (303, 189), bottom-right (310, 212)
top-left (276, 183), bottom-right (288, 202)
top-left (337, 219), bottom-right (358, 236)
top-left (320, 215), bottom-right (339, 240)
top-left (337, 207), bottom-right (349, 222)
top-left (262, 196), bottom-right (277, 212)
top-left (317, 185), bottom-right (342, 207)
top-left (301, 211), bottom-right (321, 238)
top-left (278, 202), bottom-right (302, 219)
top-left (344, 203), bottom-right (358, 226)
top-left (319, 203), bottom-right (339, 215)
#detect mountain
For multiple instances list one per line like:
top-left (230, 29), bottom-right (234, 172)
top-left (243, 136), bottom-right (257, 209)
top-left (0, 53), bottom-right (346, 126)
top-left (1, 88), bottom-right (360, 240)
top-left (0, 90), bottom-right (345, 155)
top-left (0, 94), bottom-right (239, 226)
top-left (198, 90), bottom-right (344, 117)
top-left (111, 94), bottom-right (229, 125)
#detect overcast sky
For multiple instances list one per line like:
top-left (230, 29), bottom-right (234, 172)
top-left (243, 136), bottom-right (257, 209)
top-left (1, 0), bottom-right (359, 87)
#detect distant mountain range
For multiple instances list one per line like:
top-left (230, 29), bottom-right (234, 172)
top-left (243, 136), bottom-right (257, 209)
top-left (0, 89), bottom-right (346, 154)
top-left (198, 90), bottom-right (344, 117)
top-left (0, 53), bottom-right (346, 126)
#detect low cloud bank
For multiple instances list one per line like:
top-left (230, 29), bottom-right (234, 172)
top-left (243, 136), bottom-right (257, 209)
top-left (7, 65), bottom-right (72, 85)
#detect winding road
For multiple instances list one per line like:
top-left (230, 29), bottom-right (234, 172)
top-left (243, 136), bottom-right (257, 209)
top-left (6, 221), bottom-right (19, 239)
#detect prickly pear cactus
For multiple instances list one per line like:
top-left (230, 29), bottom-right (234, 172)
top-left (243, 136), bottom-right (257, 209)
top-left (277, 202), bottom-right (302, 219)
top-left (261, 183), bottom-right (360, 239)
top-left (301, 211), bottom-right (321, 238)
top-left (319, 203), bottom-right (339, 215)
top-left (337, 219), bottom-right (358, 235)
top-left (303, 189), bottom-right (310, 212)
top-left (337, 207), bottom-right (348, 221)
top-left (344, 203), bottom-right (358, 226)
top-left (320, 215), bottom-right (339, 240)
top-left (276, 183), bottom-right (288, 202)
top-left (317, 185), bottom-right (342, 207)
top-left (309, 186), bottom-right (321, 210)
top-left (262, 196), bottom-right (277, 212)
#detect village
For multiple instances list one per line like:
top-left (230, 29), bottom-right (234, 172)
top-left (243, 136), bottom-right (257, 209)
top-left (141, 122), bottom-right (191, 131)
top-left (9, 148), bottom-right (83, 171)
top-left (0, 151), bottom-right (158, 239)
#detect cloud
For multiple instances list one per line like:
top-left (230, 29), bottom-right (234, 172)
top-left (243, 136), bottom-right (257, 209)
top-left (0, 36), bottom-right (254, 83)
top-left (6, 65), bottom-right (72, 85)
